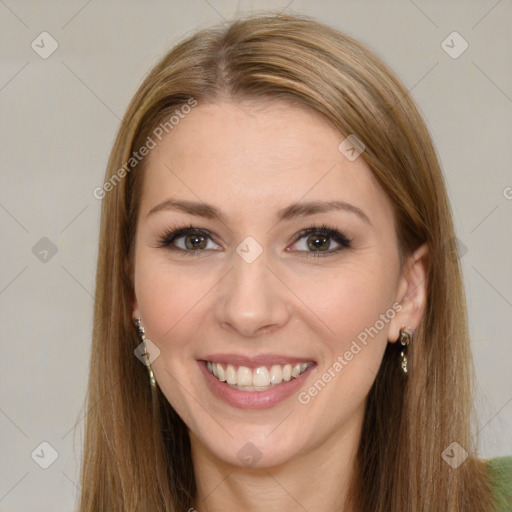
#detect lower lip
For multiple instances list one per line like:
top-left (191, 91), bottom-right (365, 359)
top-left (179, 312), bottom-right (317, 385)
top-left (198, 361), bottom-right (315, 410)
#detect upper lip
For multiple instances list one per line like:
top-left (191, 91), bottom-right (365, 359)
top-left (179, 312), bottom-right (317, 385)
top-left (200, 353), bottom-right (316, 367)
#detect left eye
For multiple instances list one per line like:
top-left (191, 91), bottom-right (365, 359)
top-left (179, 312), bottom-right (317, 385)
top-left (289, 227), bottom-right (351, 255)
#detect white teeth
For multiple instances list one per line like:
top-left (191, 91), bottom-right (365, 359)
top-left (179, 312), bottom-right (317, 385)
top-left (237, 366), bottom-right (253, 386)
top-left (206, 361), bottom-right (312, 388)
top-left (269, 365), bottom-right (282, 385)
top-left (282, 364), bottom-right (292, 382)
top-left (253, 367), bottom-right (270, 387)
top-left (291, 363), bottom-right (301, 378)
top-left (216, 363), bottom-right (226, 381)
top-left (226, 364), bottom-right (237, 385)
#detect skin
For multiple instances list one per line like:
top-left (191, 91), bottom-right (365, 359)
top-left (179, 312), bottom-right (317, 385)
top-left (132, 100), bottom-right (428, 512)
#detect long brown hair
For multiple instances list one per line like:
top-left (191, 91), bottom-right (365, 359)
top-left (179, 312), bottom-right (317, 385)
top-left (80, 13), bottom-right (494, 511)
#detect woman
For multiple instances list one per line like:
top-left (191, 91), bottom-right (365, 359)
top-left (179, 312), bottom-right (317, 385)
top-left (80, 13), bottom-right (512, 512)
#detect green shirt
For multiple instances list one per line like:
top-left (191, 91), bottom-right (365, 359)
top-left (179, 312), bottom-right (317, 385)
top-left (487, 456), bottom-right (512, 512)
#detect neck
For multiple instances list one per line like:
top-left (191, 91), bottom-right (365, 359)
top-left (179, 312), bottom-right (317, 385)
top-left (190, 411), bottom-right (363, 512)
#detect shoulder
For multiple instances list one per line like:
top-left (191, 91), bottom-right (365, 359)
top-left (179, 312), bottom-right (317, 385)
top-left (486, 456), bottom-right (512, 512)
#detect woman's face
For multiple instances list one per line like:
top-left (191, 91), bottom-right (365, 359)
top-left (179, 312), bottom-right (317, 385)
top-left (132, 100), bottom-right (414, 468)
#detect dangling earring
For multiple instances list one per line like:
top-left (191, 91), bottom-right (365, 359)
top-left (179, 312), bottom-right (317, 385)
top-left (398, 327), bottom-right (412, 374)
top-left (134, 317), bottom-right (156, 388)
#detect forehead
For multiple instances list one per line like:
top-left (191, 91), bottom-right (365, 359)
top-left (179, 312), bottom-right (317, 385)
top-left (139, 100), bottom-right (392, 226)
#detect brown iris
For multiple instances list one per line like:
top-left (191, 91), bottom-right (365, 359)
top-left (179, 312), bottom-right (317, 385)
top-left (307, 234), bottom-right (330, 251)
top-left (185, 233), bottom-right (207, 250)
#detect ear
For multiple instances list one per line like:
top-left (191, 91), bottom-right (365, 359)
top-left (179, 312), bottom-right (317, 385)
top-left (387, 243), bottom-right (429, 343)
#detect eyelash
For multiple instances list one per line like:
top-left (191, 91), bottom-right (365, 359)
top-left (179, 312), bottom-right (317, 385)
top-left (155, 223), bottom-right (352, 258)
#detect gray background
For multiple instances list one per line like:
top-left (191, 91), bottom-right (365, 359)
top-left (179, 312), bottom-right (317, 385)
top-left (1, 0), bottom-right (511, 510)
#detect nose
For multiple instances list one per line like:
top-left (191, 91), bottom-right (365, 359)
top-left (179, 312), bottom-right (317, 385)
top-left (214, 250), bottom-right (292, 338)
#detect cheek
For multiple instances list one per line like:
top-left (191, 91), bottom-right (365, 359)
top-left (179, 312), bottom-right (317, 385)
top-left (133, 254), bottom-right (212, 351)
top-left (290, 258), bottom-right (398, 352)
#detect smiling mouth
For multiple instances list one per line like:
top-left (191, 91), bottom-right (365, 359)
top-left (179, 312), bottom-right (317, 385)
top-left (205, 361), bottom-right (314, 391)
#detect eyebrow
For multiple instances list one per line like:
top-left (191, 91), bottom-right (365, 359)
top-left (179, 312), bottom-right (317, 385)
top-left (147, 198), bottom-right (371, 225)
